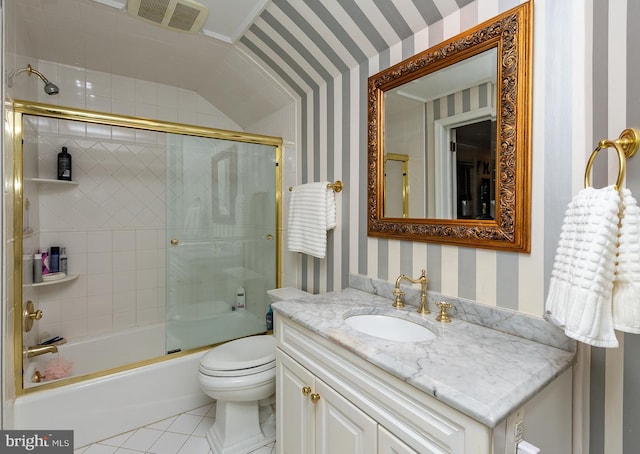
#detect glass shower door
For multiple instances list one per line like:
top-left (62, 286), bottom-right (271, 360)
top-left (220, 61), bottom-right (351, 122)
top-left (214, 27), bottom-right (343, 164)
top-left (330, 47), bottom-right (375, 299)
top-left (165, 135), bottom-right (277, 353)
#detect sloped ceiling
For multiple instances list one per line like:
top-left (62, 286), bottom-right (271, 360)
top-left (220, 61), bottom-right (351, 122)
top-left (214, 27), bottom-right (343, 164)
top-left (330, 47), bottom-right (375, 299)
top-left (9, 0), bottom-right (471, 128)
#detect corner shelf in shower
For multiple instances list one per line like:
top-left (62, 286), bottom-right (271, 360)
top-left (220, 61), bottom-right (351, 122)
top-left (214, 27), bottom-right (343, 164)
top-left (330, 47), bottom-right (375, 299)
top-left (30, 274), bottom-right (79, 287)
top-left (27, 178), bottom-right (78, 186)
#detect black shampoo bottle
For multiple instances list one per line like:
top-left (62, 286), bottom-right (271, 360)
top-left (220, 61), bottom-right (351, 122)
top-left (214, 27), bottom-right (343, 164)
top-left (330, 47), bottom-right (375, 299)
top-left (57, 146), bottom-right (72, 181)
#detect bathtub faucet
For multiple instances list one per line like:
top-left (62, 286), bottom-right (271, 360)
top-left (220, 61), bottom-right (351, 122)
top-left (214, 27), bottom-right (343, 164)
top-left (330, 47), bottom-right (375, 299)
top-left (26, 344), bottom-right (58, 358)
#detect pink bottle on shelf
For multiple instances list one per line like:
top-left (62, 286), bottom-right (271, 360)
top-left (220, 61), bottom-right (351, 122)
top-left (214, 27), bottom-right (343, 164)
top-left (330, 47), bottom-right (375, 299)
top-left (41, 250), bottom-right (49, 275)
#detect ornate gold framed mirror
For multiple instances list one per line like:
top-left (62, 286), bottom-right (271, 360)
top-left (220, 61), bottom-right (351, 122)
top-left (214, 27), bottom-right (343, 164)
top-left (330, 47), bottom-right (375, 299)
top-left (367, 2), bottom-right (532, 252)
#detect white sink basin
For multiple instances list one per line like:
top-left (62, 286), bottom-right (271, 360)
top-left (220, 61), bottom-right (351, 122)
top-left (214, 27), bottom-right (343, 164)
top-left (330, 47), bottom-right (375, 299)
top-left (345, 314), bottom-right (436, 342)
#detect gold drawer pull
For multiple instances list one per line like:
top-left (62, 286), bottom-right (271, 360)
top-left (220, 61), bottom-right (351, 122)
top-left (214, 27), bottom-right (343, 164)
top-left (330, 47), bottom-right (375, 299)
top-left (302, 386), bottom-right (312, 396)
top-left (310, 393), bottom-right (321, 404)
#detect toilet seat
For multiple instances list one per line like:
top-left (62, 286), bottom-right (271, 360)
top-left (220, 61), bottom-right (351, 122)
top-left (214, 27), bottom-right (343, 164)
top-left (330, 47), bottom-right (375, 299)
top-left (199, 360), bottom-right (275, 377)
top-left (199, 335), bottom-right (276, 377)
top-left (199, 366), bottom-right (276, 396)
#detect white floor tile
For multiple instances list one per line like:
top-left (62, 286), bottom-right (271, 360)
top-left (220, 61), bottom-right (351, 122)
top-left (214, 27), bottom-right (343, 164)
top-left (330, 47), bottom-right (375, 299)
top-left (77, 403), bottom-right (275, 454)
top-left (166, 414), bottom-right (203, 435)
top-left (120, 428), bottom-right (163, 452)
top-left (148, 432), bottom-right (189, 454)
top-left (192, 417), bottom-right (214, 437)
top-left (82, 445), bottom-right (118, 454)
top-left (176, 435), bottom-right (211, 454)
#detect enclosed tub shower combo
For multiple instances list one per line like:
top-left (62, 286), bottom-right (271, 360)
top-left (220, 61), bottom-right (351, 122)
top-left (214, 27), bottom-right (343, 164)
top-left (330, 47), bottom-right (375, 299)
top-left (10, 101), bottom-right (283, 447)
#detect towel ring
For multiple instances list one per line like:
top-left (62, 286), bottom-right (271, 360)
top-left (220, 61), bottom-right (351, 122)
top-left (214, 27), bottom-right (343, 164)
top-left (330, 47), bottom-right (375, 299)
top-left (584, 128), bottom-right (640, 190)
top-left (584, 139), bottom-right (627, 190)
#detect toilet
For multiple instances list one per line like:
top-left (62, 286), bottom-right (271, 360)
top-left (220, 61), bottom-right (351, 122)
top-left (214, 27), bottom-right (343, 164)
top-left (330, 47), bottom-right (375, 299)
top-left (198, 287), bottom-right (309, 454)
top-left (199, 335), bottom-right (277, 454)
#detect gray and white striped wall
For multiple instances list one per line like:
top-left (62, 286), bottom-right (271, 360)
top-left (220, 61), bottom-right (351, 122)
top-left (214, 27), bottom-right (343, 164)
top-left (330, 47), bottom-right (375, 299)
top-left (242, 0), bottom-right (640, 452)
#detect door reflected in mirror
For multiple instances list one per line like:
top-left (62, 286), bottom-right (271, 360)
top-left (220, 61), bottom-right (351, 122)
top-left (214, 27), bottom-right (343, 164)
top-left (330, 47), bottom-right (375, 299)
top-left (454, 120), bottom-right (495, 220)
top-left (383, 153), bottom-right (409, 218)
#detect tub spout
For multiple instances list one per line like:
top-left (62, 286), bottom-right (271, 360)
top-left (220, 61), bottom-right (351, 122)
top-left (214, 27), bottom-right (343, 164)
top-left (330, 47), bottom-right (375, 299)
top-left (26, 344), bottom-right (58, 358)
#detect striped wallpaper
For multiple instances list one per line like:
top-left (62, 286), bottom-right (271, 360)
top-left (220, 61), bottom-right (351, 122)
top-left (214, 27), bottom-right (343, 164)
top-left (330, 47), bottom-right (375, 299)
top-left (588, 1), bottom-right (640, 453)
top-left (241, 0), bottom-right (531, 304)
top-left (241, 0), bottom-right (640, 452)
top-left (0, 0), bottom-right (636, 450)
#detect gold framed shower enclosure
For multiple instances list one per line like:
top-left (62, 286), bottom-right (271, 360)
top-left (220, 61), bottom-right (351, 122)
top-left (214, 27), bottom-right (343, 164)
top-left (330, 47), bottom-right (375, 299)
top-left (11, 100), bottom-right (283, 395)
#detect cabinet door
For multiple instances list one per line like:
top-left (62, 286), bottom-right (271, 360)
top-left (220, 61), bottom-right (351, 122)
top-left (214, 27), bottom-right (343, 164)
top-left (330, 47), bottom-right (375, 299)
top-left (378, 426), bottom-right (418, 454)
top-left (276, 350), bottom-right (315, 454)
top-left (314, 378), bottom-right (377, 454)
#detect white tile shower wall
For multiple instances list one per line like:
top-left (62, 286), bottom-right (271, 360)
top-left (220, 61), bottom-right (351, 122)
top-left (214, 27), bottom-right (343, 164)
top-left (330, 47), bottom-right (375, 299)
top-left (21, 61), bottom-right (243, 342)
top-left (33, 60), bottom-right (241, 132)
top-left (34, 124), bottom-right (167, 337)
top-left (36, 227), bottom-right (167, 339)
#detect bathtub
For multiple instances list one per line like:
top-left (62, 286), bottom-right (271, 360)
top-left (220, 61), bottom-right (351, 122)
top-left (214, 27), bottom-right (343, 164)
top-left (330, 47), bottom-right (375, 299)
top-left (24, 323), bottom-right (166, 387)
top-left (14, 349), bottom-right (210, 448)
top-left (14, 306), bottom-right (268, 447)
top-left (22, 306), bottom-right (266, 386)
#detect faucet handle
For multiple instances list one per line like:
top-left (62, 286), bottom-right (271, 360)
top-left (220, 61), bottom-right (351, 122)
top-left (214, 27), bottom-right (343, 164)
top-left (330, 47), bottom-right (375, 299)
top-left (435, 302), bottom-right (452, 323)
top-left (24, 301), bottom-right (43, 333)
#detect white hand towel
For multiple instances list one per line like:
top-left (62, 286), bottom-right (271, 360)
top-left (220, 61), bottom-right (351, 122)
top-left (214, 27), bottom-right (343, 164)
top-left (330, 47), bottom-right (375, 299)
top-left (613, 188), bottom-right (640, 333)
top-left (326, 185), bottom-right (337, 230)
top-left (544, 185), bottom-right (620, 348)
top-left (287, 182), bottom-right (337, 258)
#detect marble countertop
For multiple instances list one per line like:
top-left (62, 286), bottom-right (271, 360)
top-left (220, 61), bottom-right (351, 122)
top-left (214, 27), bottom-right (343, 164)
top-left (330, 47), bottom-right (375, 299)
top-left (272, 287), bottom-right (575, 428)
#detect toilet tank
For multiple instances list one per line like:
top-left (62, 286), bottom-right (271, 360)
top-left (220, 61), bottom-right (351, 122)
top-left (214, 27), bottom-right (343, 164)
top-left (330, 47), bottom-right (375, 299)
top-left (266, 287), bottom-right (310, 304)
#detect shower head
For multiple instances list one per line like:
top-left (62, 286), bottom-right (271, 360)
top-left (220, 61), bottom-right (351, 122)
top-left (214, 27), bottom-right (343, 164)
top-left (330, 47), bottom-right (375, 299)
top-left (8, 64), bottom-right (60, 95)
top-left (42, 81), bottom-right (60, 95)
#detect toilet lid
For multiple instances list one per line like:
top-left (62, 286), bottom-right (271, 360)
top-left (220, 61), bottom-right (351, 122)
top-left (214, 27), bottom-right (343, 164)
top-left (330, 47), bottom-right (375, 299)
top-left (199, 360), bottom-right (275, 377)
top-left (200, 335), bottom-right (276, 372)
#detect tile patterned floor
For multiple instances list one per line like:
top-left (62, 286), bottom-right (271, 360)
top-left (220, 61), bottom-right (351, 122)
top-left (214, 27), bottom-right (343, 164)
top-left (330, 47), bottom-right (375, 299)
top-left (73, 403), bottom-right (276, 454)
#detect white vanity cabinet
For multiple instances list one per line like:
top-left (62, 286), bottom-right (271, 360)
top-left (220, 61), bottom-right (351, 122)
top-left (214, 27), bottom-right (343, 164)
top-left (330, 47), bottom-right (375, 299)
top-left (379, 426), bottom-right (420, 454)
top-left (276, 315), bottom-right (493, 454)
top-left (277, 349), bottom-right (379, 454)
top-left (274, 287), bottom-right (575, 454)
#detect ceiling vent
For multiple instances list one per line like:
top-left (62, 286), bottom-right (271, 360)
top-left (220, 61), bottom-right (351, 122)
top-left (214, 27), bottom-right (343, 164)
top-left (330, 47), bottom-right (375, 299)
top-left (127, 0), bottom-right (209, 33)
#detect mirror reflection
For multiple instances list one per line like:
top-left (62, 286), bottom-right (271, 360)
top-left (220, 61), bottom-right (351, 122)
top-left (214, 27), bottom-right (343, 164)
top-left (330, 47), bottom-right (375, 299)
top-left (367, 2), bottom-right (532, 252)
top-left (383, 48), bottom-right (497, 220)
top-left (212, 148), bottom-right (238, 222)
top-left (384, 153), bottom-right (409, 218)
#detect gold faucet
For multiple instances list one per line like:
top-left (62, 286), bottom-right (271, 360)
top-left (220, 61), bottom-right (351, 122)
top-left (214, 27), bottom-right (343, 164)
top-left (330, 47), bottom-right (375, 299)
top-left (393, 269), bottom-right (429, 314)
top-left (26, 344), bottom-right (58, 358)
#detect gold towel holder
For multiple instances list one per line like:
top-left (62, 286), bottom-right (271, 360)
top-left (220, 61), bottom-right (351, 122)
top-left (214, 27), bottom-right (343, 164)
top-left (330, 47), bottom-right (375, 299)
top-left (584, 128), bottom-right (640, 190)
top-left (289, 180), bottom-right (343, 192)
